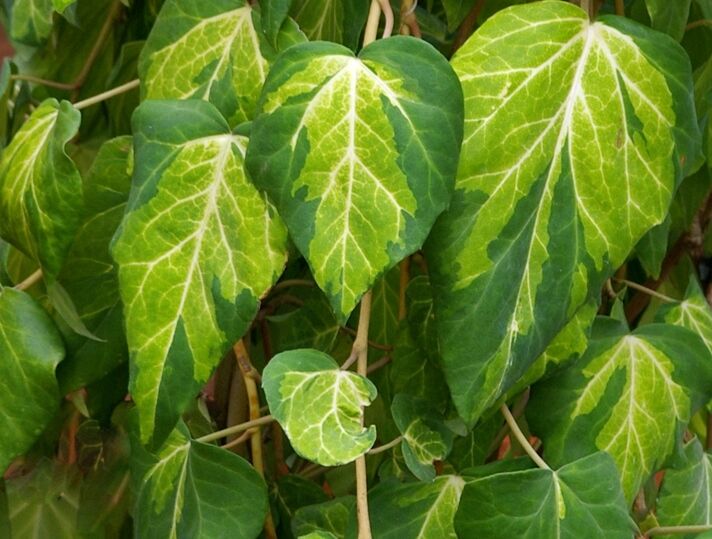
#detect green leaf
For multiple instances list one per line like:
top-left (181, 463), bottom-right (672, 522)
top-left (442, 0), bottom-right (477, 32)
top-left (0, 288), bottom-right (65, 473)
top-left (111, 100), bottom-right (288, 446)
top-left (528, 323), bottom-right (712, 500)
top-left (427, 1), bottom-right (682, 425)
top-left (139, 0), bottom-right (304, 126)
top-left (657, 438), bottom-right (712, 537)
top-left (57, 136), bottom-right (132, 393)
top-left (262, 0), bottom-right (292, 46)
top-left (246, 37), bottom-right (463, 320)
top-left (262, 349), bottom-right (377, 465)
top-left (5, 461), bottom-right (81, 537)
top-left (10, 0), bottom-right (53, 45)
top-left (365, 475), bottom-right (465, 538)
top-left (659, 279), bottom-right (712, 354)
top-left (51, 0), bottom-right (76, 13)
top-left (289, 0), bottom-right (367, 50)
top-left (455, 452), bottom-right (634, 538)
top-left (391, 393), bottom-right (454, 482)
top-left (368, 266), bottom-right (400, 353)
top-left (645, 0), bottom-right (692, 41)
top-left (132, 421), bottom-right (268, 538)
top-left (0, 99), bottom-right (82, 280)
top-left (293, 497), bottom-right (354, 539)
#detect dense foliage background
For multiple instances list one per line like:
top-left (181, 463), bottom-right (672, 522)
top-left (0, 0), bottom-right (712, 537)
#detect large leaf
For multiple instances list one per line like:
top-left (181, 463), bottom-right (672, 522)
top-left (528, 323), bottom-right (712, 500)
top-left (364, 475), bottom-right (465, 538)
top-left (289, 0), bottom-right (367, 50)
top-left (455, 452), bottom-right (634, 538)
top-left (426, 1), bottom-right (684, 424)
top-left (132, 421), bottom-right (268, 538)
top-left (246, 37), bottom-right (463, 319)
top-left (656, 438), bottom-right (712, 537)
top-left (111, 100), bottom-right (288, 445)
top-left (0, 99), bottom-right (82, 280)
top-left (140, 0), bottom-right (304, 126)
top-left (262, 349), bottom-right (377, 465)
top-left (0, 288), bottom-right (65, 473)
top-left (57, 136), bottom-right (132, 392)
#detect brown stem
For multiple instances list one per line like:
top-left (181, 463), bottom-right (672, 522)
top-left (339, 326), bottom-right (393, 351)
top-left (686, 19), bottom-right (712, 31)
top-left (452, 0), bottom-right (487, 53)
top-left (614, 0), bottom-right (624, 15)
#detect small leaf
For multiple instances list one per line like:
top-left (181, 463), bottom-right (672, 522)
top-left (427, 1), bottom-right (685, 424)
top-left (140, 0), bottom-right (304, 126)
top-left (10, 0), bottom-right (54, 45)
top-left (0, 288), bottom-right (65, 473)
top-left (262, 349), bottom-right (377, 465)
top-left (366, 475), bottom-right (465, 538)
top-left (246, 37), bottom-right (463, 320)
top-left (391, 393), bottom-right (454, 482)
top-left (455, 452), bottom-right (635, 538)
top-left (289, 0), bottom-right (368, 50)
top-left (262, 0), bottom-right (293, 46)
top-left (529, 323), bottom-right (712, 500)
top-left (0, 99), bottom-right (82, 280)
top-left (658, 279), bottom-right (712, 354)
top-left (132, 421), bottom-right (268, 538)
top-left (112, 100), bottom-right (288, 445)
top-left (292, 497), bottom-right (354, 539)
top-left (656, 438), bottom-right (712, 536)
top-left (645, 0), bottom-right (692, 41)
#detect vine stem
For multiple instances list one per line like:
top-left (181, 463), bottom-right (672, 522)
top-left (645, 525), bottom-right (712, 536)
top-left (614, 0), bottom-right (624, 16)
top-left (368, 436), bottom-right (403, 455)
top-left (363, 1), bottom-right (382, 46)
top-left (73, 79), bottom-right (140, 110)
top-left (354, 291), bottom-right (374, 539)
top-left (686, 19), bottom-right (712, 31)
top-left (14, 268), bottom-right (43, 291)
top-left (614, 278), bottom-right (676, 304)
top-left (500, 403), bottom-right (549, 470)
top-left (196, 415), bottom-right (274, 444)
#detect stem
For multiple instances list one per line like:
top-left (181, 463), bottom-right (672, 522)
top-left (354, 291), bottom-right (374, 539)
top-left (366, 355), bottom-right (392, 374)
top-left (234, 340), bottom-right (277, 539)
top-left (398, 258), bottom-right (410, 321)
top-left (14, 268), bottom-right (43, 291)
top-left (71, 0), bottom-right (121, 100)
top-left (363, 0), bottom-right (382, 47)
top-left (614, 0), bottom-right (624, 15)
top-left (368, 436), bottom-right (403, 455)
top-left (500, 403), bottom-right (549, 470)
top-left (686, 19), bottom-right (712, 31)
top-left (73, 79), bottom-right (140, 110)
top-left (10, 75), bottom-right (76, 90)
top-left (615, 279), bottom-right (676, 304)
top-left (488, 389), bottom-right (530, 459)
top-left (270, 278), bottom-right (315, 292)
top-left (646, 525), bottom-right (712, 536)
top-left (220, 428), bottom-right (255, 449)
top-left (452, 0), bottom-right (486, 52)
top-left (378, 0), bottom-right (394, 39)
top-left (339, 327), bottom-right (393, 351)
top-left (196, 415), bottom-right (274, 444)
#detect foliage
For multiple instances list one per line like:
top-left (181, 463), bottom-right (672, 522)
top-left (0, 0), bottom-right (711, 537)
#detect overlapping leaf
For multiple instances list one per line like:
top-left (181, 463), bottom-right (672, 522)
top-left (10, 0), bottom-right (54, 45)
top-left (289, 0), bottom-right (367, 50)
top-left (0, 99), bottom-right (82, 280)
top-left (455, 452), bottom-right (634, 538)
top-left (132, 421), bottom-right (268, 538)
top-left (246, 37), bottom-right (463, 319)
top-left (426, 1), bottom-right (687, 424)
top-left (140, 0), bottom-right (304, 126)
top-left (659, 279), bottom-right (712, 354)
top-left (112, 100), bottom-right (288, 445)
top-left (292, 497), bottom-right (354, 539)
top-left (528, 323), bottom-right (712, 500)
top-left (0, 288), bottom-right (65, 473)
top-left (656, 438), bottom-right (712, 536)
top-left (366, 475), bottom-right (465, 538)
top-left (262, 349), bottom-right (377, 466)
top-left (645, 0), bottom-right (692, 41)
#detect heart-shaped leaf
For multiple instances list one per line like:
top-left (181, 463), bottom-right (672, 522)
top-left (262, 349), bottom-right (377, 465)
top-left (246, 36), bottom-right (463, 320)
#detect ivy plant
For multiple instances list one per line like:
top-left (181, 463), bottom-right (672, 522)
top-left (1, 0), bottom-right (712, 537)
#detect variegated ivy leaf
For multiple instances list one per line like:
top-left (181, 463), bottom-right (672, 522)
top-left (658, 279), bottom-right (712, 354)
top-left (246, 37), bottom-right (463, 320)
top-left (10, 0), bottom-right (54, 45)
top-left (140, 0), bottom-right (305, 127)
top-left (455, 452), bottom-right (634, 538)
top-left (426, 1), bottom-right (690, 425)
top-left (0, 288), bottom-right (65, 473)
top-left (262, 349), bottom-right (377, 466)
top-left (132, 421), bottom-right (268, 538)
top-left (391, 393), bottom-right (453, 482)
top-left (289, 0), bottom-right (368, 50)
top-left (656, 438), bottom-right (712, 534)
top-left (0, 99), bottom-right (82, 281)
top-left (528, 323), bottom-right (712, 500)
top-left (112, 100), bottom-right (287, 446)
top-left (292, 496), bottom-right (354, 539)
top-left (366, 475), bottom-right (465, 538)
